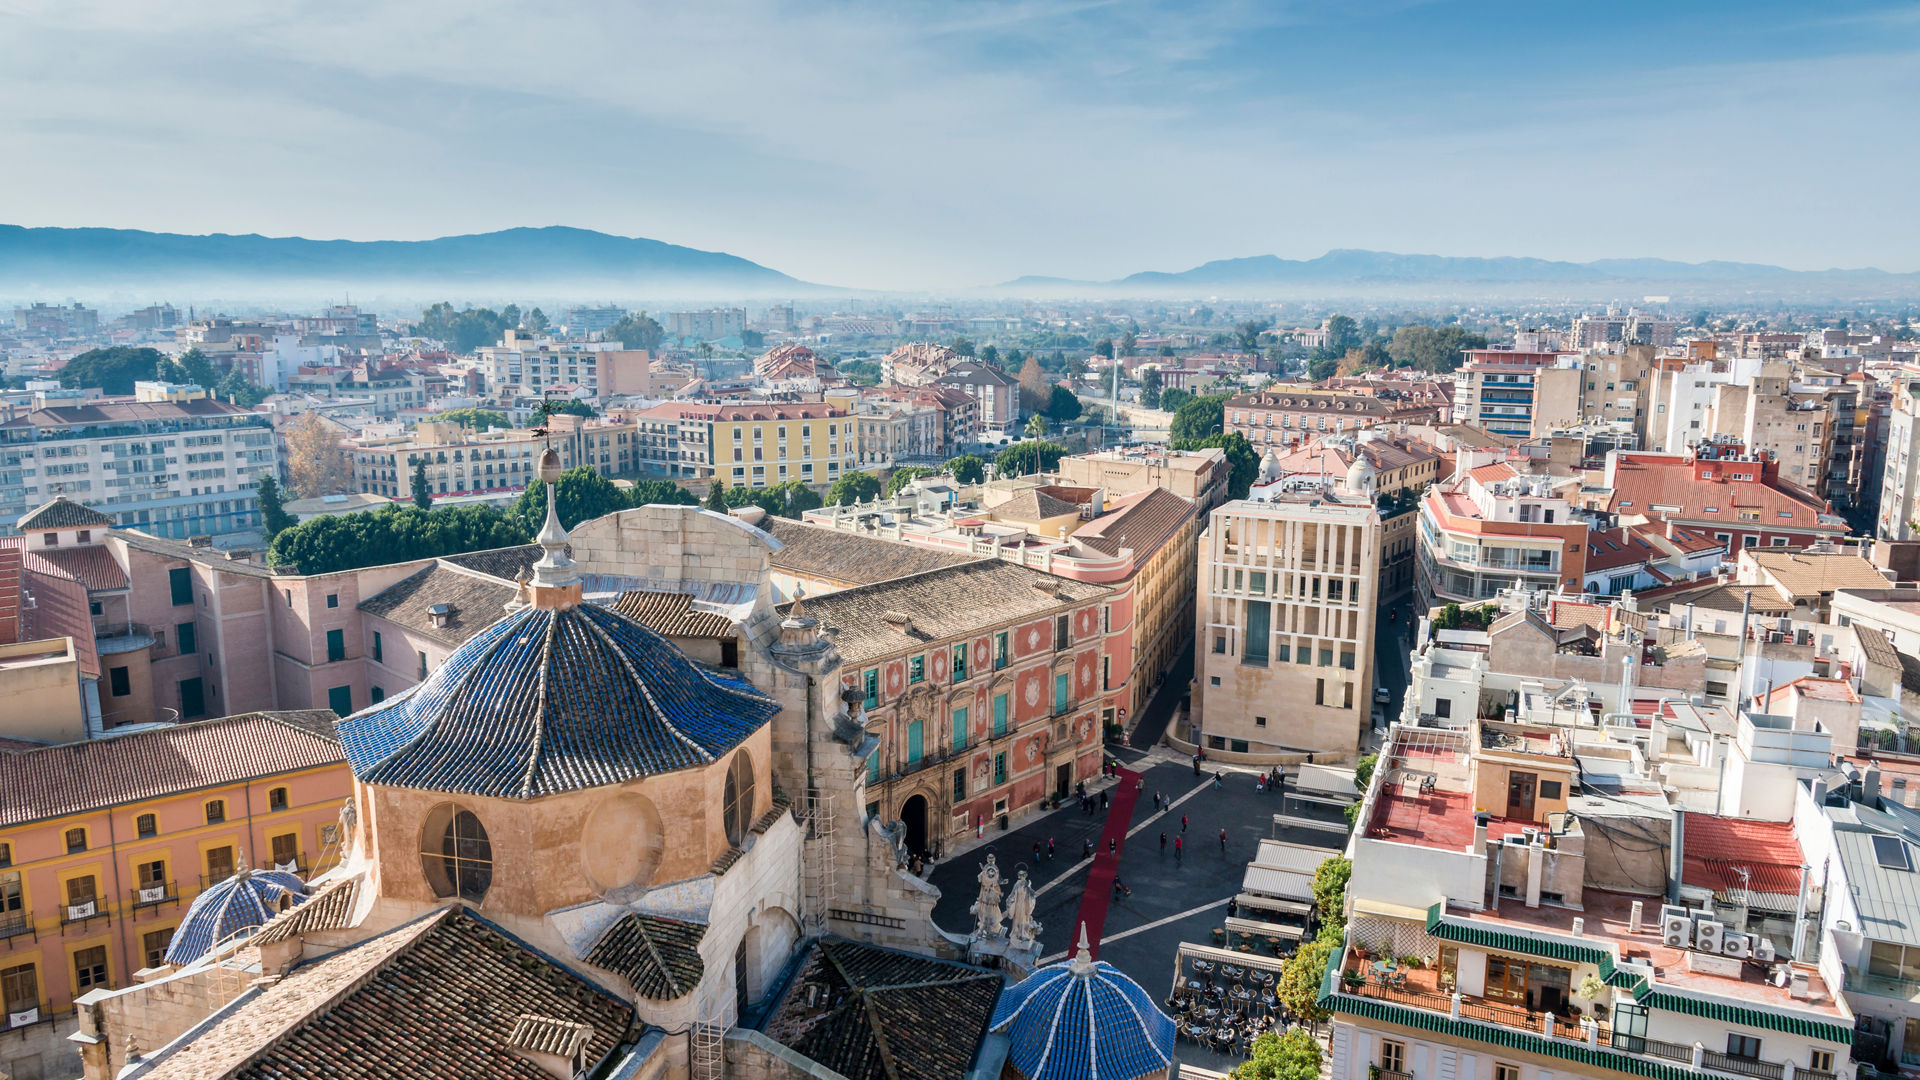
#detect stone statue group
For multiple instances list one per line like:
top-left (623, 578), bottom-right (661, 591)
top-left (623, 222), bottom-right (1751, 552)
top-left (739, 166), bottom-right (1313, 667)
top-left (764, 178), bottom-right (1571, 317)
top-left (970, 853), bottom-right (1041, 950)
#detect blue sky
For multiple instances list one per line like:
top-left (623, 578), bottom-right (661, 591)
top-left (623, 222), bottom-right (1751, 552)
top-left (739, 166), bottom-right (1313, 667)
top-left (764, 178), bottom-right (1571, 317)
top-left (1, 0), bottom-right (1916, 289)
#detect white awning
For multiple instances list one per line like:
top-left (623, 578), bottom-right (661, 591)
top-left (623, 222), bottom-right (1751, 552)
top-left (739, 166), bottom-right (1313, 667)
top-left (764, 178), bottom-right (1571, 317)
top-left (1242, 865), bottom-right (1314, 900)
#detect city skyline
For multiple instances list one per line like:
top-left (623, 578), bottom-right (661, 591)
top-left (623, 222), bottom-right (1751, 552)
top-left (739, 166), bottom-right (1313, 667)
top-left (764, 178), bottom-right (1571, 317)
top-left (3, 0), bottom-right (1918, 290)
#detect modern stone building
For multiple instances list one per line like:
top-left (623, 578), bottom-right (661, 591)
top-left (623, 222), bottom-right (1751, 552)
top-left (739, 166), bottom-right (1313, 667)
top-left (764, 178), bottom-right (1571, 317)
top-left (1194, 476), bottom-right (1382, 761)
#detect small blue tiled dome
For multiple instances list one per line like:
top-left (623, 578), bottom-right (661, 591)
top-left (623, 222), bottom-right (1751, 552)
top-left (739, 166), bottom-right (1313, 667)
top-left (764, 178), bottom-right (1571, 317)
top-left (336, 603), bottom-right (779, 800)
top-left (990, 930), bottom-right (1175, 1080)
top-left (165, 869), bottom-right (307, 965)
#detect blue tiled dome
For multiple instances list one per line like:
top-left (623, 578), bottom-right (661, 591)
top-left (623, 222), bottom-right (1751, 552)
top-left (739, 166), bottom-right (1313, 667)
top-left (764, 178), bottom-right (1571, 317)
top-left (990, 939), bottom-right (1175, 1080)
top-left (165, 869), bottom-right (307, 965)
top-left (336, 602), bottom-right (779, 800)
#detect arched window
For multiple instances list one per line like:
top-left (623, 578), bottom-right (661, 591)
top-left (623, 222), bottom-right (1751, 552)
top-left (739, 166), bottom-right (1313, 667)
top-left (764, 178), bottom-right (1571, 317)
top-left (421, 805), bottom-right (492, 903)
top-left (722, 753), bottom-right (756, 848)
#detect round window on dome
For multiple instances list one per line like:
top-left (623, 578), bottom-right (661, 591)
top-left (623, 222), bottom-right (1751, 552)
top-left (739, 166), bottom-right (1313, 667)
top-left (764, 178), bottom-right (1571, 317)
top-left (421, 804), bottom-right (492, 904)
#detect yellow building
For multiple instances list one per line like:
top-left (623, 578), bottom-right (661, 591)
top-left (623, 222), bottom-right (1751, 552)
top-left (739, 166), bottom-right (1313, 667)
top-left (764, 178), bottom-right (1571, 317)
top-left (707, 402), bottom-right (856, 488)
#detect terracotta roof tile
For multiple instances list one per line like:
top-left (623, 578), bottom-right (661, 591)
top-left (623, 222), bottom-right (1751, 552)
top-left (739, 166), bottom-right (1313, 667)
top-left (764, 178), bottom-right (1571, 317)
top-left (358, 563), bottom-right (517, 646)
top-left (611, 590), bottom-right (734, 638)
top-left (784, 560), bottom-right (1109, 664)
top-left (1746, 550), bottom-right (1891, 597)
top-left (1681, 815), bottom-right (1805, 897)
top-left (995, 489), bottom-right (1079, 522)
top-left (1071, 488), bottom-right (1195, 561)
top-left (760, 519), bottom-right (981, 589)
top-left (0, 710), bottom-right (342, 827)
top-left (440, 544), bottom-right (543, 582)
top-left (17, 497), bottom-right (114, 530)
top-left (585, 914), bottom-right (707, 1000)
top-left (253, 877), bottom-right (362, 945)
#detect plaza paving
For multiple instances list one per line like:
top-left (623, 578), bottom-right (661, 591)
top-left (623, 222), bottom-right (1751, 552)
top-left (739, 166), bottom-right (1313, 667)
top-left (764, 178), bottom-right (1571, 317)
top-left (924, 744), bottom-right (1349, 1073)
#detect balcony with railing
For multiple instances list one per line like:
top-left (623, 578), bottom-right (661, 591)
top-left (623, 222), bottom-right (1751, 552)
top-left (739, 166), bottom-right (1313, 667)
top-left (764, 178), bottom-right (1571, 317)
top-left (1339, 957), bottom-right (1602, 1044)
top-left (0, 911), bottom-right (34, 949)
top-left (257, 854), bottom-right (310, 879)
top-left (60, 895), bottom-right (109, 933)
top-left (130, 880), bottom-right (180, 916)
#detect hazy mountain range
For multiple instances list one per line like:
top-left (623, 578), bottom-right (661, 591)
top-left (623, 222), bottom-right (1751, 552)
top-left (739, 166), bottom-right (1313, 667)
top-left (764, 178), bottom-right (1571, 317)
top-left (3, 225), bottom-right (1917, 303)
top-left (0, 225), bottom-right (815, 301)
top-left (1003, 251), bottom-right (1920, 300)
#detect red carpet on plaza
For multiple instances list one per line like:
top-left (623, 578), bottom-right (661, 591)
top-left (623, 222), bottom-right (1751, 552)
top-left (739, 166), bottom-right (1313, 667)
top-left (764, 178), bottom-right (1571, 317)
top-left (1074, 766), bottom-right (1142, 960)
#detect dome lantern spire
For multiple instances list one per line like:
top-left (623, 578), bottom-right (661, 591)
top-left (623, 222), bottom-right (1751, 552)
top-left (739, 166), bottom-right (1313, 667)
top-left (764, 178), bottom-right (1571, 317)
top-left (528, 443), bottom-right (582, 609)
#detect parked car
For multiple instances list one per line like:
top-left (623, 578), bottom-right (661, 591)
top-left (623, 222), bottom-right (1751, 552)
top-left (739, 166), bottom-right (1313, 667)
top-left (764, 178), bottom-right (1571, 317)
top-left (1373, 686), bottom-right (1391, 705)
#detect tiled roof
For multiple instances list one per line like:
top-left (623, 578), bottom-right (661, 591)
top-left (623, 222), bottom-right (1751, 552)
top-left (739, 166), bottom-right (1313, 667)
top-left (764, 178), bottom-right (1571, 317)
top-left (585, 914), bottom-right (707, 1000)
top-left (991, 957), bottom-right (1174, 1080)
top-left (1682, 816), bottom-right (1805, 898)
top-left (336, 603), bottom-right (779, 799)
top-left (0, 710), bottom-right (343, 828)
top-left (1608, 455), bottom-right (1841, 533)
top-left (2, 397), bottom-right (256, 429)
top-left (1746, 550), bottom-right (1891, 597)
top-left (358, 564), bottom-right (516, 646)
top-left (996, 489), bottom-right (1080, 522)
top-left (1071, 488), bottom-right (1195, 561)
top-left (16, 497), bottom-right (114, 530)
top-left (510, 1015), bottom-right (594, 1059)
top-left (760, 518), bottom-right (981, 588)
top-left (165, 869), bottom-right (308, 965)
top-left (253, 877), bottom-right (361, 945)
top-left (1640, 581), bottom-right (1794, 615)
top-left (440, 544), bottom-right (542, 581)
top-left (1583, 527), bottom-right (1661, 573)
top-left (712, 402), bottom-right (844, 421)
top-left (20, 566), bottom-right (99, 677)
top-left (116, 531), bottom-right (282, 578)
top-left (28, 543), bottom-right (131, 591)
top-left (1756, 676), bottom-right (1861, 711)
top-left (764, 938), bottom-right (1002, 1080)
top-left (1231, 390), bottom-right (1417, 417)
top-left (937, 361), bottom-right (1018, 386)
top-left (131, 907), bottom-right (633, 1080)
top-left (612, 590), bottom-right (735, 638)
top-left (1855, 623), bottom-right (1902, 671)
top-left (783, 559), bottom-right (1110, 664)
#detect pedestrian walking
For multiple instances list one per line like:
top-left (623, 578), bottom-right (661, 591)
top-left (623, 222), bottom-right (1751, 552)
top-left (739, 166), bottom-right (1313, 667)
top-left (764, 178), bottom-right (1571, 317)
top-left (1033, 840), bottom-right (1042, 863)
top-left (1160, 831), bottom-right (1167, 853)
top-left (1109, 837), bottom-right (1117, 854)
top-left (1213, 771), bottom-right (1224, 791)
top-left (1047, 838), bottom-right (1056, 860)
top-left (1175, 836), bottom-right (1183, 862)
top-left (1182, 814), bottom-right (1189, 833)
top-left (1219, 827), bottom-right (1228, 853)
top-left (1083, 838), bottom-right (1093, 859)
top-left (1100, 790), bottom-right (1109, 809)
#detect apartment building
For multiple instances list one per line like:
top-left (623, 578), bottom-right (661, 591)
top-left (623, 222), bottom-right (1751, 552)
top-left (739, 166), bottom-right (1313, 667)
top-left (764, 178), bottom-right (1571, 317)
top-left (472, 329), bottom-right (652, 398)
top-left (1194, 477), bottom-right (1380, 761)
top-left (708, 402), bottom-right (855, 489)
top-left (631, 402), bottom-right (719, 477)
top-left (1880, 366), bottom-right (1920, 539)
top-left (562, 305), bottom-right (626, 336)
top-left (1330, 722), bottom-right (1852, 1080)
top-left (853, 401), bottom-right (943, 468)
top-left (1057, 445), bottom-right (1231, 512)
top-left (857, 384), bottom-right (980, 455)
top-left (1706, 363), bottom-right (1845, 494)
top-left (1605, 449), bottom-right (1849, 552)
top-left (881, 342), bottom-right (963, 387)
top-left (0, 710), bottom-right (350, 1072)
top-left (936, 360), bottom-right (1021, 428)
top-left (1449, 336), bottom-right (1581, 439)
top-left (0, 383), bottom-right (277, 538)
top-left (1416, 460), bottom-right (1591, 608)
top-left (1227, 389), bottom-right (1440, 450)
top-left (799, 559), bottom-right (1115, 853)
top-left (350, 415), bottom-right (637, 500)
top-left (282, 362), bottom-right (428, 415)
top-left (666, 308), bottom-right (746, 341)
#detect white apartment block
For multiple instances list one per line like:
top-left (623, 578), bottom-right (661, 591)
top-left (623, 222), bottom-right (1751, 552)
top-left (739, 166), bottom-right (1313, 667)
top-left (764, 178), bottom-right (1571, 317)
top-left (351, 416), bottom-right (638, 500)
top-left (472, 329), bottom-right (650, 398)
top-left (0, 382), bottom-right (278, 538)
top-left (1193, 477), bottom-right (1381, 762)
top-left (1879, 368), bottom-right (1920, 540)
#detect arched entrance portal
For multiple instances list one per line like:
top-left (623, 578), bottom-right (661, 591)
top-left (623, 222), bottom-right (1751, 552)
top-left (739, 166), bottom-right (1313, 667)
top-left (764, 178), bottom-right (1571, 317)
top-left (900, 794), bottom-right (929, 858)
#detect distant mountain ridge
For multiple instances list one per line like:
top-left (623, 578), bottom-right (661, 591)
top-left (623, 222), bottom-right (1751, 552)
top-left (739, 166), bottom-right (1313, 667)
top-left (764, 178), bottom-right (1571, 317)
top-left (0, 224), bottom-right (815, 297)
top-left (1000, 249), bottom-right (1920, 298)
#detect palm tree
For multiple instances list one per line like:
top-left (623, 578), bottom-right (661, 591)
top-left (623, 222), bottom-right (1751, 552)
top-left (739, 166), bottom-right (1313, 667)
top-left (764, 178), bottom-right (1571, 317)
top-left (1026, 413), bottom-right (1049, 439)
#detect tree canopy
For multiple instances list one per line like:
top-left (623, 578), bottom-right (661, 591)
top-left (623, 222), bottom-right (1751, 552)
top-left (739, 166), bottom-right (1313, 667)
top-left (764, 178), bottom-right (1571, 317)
top-left (267, 505), bottom-right (533, 575)
top-left (944, 454), bottom-right (986, 485)
top-left (1232, 1029), bottom-right (1322, 1080)
top-left (1138, 368), bottom-right (1162, 410)
top-left (1045, 384), bottom-right (1082, 422)
top-left (827, 470), bottom-right (883, 506)
top-left (515, 467), bottom-right (699, 531)
top-left (993, 441), bottom-right (1067, 477)
top-left (1169, 393), bottom-right (1229, 442)
top-left (543, 398), bottom-right (595, 418)
top-left (886, 466), bottom-right (939, 495)
top-left (58, 346), bottom-right (169, 395)
top-left (411, 459), bottom-right (432, 509)
top-left (412, 303), bottom-right (518, 352)
top-left (607, 313), bottom-right (663, 352)
top-left (1387, 324), bottom-right (1489, 373)
top-left (434, 408), bottom-right (510, 431)
top-left (257, 474), bottom-right (295, 539)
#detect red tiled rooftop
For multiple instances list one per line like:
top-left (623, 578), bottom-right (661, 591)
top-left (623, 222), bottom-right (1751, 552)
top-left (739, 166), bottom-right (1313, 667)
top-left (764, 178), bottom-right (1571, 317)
top-left (1755, 676), bottom-right (1861, 711)
top-left (1681, 815), bottom-right (1804, 895)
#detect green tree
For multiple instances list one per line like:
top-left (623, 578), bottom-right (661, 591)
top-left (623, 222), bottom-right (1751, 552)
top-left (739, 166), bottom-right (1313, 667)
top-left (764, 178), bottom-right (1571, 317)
top-left (58, 346), bottom-right (168, 395)
top-left (1324, 314), bottom-right (1359, 355)
top-left (628, 479), bottom-right (699, 508)
top-left (513, 467), bottom-right (631, 531)
top-left (1093, 338), bottom-right (1114, 359)
top-left (1307, 352), bottom-right (1341, 382)
top-left (1233, 1028), bottom-right (1322, 1080)
top-left (1026, 413), bottom-right (1050, 439)
top-left (1119, 329), bottom-right (1137, 357)
top-left (994, 441), bottom-right (1067, 477)
top-left (1277, 930), bottom-right (1338, 1024)
top-left (1311, 855), bottom-right (1351, 923)
top-left (607, 312), bottom-right (664, 351)
top-left (256, 474), bottom-right (295, 539)
top-left (410, 459), bottom-right (432, 510)
top-left (948, 336), bottom-right (976, 357)
top-left (887, 466), bottom-right (939, 495)
top-left (740, 329), bottom-right (765, 348)
top-left (770, 479), bottom-right (824, 518)
top-left (945, 454), bottom-right (986, 484)
top-left (214, 371), bottom-right (270, 407)
top-left (1354, 754), bottom-right (1379, 796)
top-left (524, 307), bottom-right (550, 333)
top-left (434, 408), bottom-right (510, 431)
top-left (979, 344), bottom-right (999, 367)
top-left (706, 478), bottom-right (728, 511)
top-left (828, 470), bottom-right (883, 506)
top-left (1159, 386), bottom-right (1192, 414)
top-left (176, 347), bottom-right (220, 389)
top-left (1138, 368), bottom-right (1163, 410)
top-left (267, 505), bottom-right (531, 575)
top-left (1045, 384), bottom-right (1082, 423)
top-left (1234, 319), bottom-right (1269, 354)
top-left (1169, 393), bottom-right (1228, 442)
top-left (1172, 432), bottom-right (1258, 499)
top-left (1386, 325), bottom-right (1489, 373)
top-left (1157, 344), bottom-right (1175, 357)
top-left (412, 303), bottom-right (515, 352)
top-left (544, 398), bottom-right (594, 418)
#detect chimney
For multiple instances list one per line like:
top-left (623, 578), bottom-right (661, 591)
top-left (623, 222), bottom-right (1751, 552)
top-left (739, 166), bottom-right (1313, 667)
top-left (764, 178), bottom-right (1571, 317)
top-left (224, 548), bottom-right (252, 562)
top-left (428, 603), bottom-right (456, 629)
top-left (1865, 764), bottom-right (1882, 807)
top-left (1629, 900), bottom-right (1644, 934)
top-left (188, 535), bottom-right (214, 548)
top-left (1668, 806), bottom-right (1686, 905)
top-left (881, 611), bottom-right (914, 635)
top-left (1812, 777), bottom-right (1829, 805)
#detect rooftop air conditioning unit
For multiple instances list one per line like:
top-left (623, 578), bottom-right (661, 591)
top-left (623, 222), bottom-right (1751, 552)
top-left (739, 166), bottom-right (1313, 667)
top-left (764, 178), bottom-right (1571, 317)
top-left (1721, 931), bottom-right (1753, 959)
top-left (1695, 919), bottom-right (1725, 953)
top-left (1662, 913), bottom-right (1693, 949)
top-left (1754, 938), bottom-right (1777, 963)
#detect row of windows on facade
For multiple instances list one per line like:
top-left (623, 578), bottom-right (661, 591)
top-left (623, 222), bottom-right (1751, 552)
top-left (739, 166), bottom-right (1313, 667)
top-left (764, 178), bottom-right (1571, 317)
top-left (859, 616), bottom-right (1089, 709)
top-left (1216, 568), bottom-right (1361, 603)
top-left (0, 790), bottom-right (299, 869)
top-left (1212, 631), bottom-right (1356, 669)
